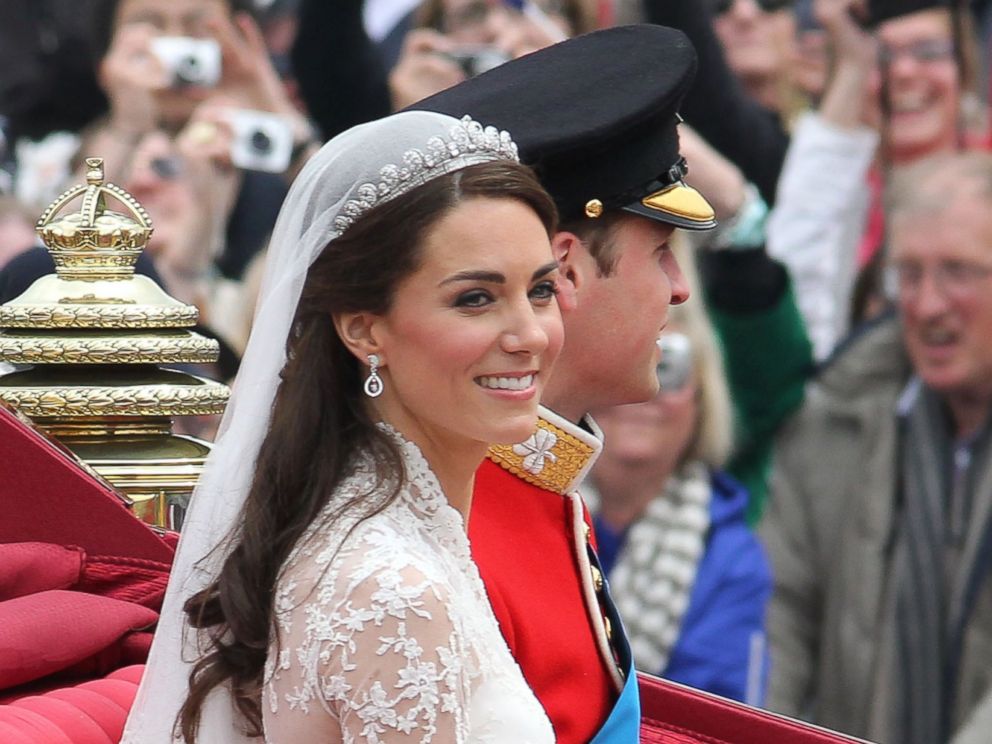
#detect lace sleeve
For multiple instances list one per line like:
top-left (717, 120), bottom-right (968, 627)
top-left (265, 547), bottom-right (474, 744)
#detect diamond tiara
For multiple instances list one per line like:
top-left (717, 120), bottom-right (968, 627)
top-left (332, 116), bottom-right (520, 233)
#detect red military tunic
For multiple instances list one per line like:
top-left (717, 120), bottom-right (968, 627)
top-left (469, 407), bottom-right (622, 744)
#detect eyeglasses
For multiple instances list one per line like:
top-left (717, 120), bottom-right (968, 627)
top-left (708, 0), bottom-right (794, 16)
top-left (884, 259), bottom-right (992, 301)
top-left (878, 39), bottom-right (955, 67)
top-left (656, 333), bottom-right (694, 393)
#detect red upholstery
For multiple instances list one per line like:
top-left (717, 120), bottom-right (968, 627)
top-left (11, 696), bottom-right (113, 744)
top-left (0, 408), bottom-right (170, 742)
top-left (75, 680), bottom-right (139, 713)
top-left (0, 672), bottom-right (140, 743)
top-left (0, 543), bottom-right (84, 600)
top-left (0, 590), bottom-right (157, 690)
top-left (0, 406), bottom-right (174, 564)
top-left (105, 666), bottom-right (144, 686)
top-left (642, 730), bottom-right (713, 744)
top-left (0, 705), bottom-right (75, 743)
top-left (76, 555), bottom-right (172, 610)
top-left (638, 673), bottom-right (870, 743)
top-left (0, 719), bottom-right (41, 744)
top-left (46, 688), bottom-right (128, 739)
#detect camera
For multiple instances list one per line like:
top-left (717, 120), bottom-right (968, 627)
top-left (150, 37), bottom-right (221, 88)
top-left (656, 333), bottom-right (694, 392)
top-left (228, 109), bottom-right (294, 173)
top-left (445, 47), bottom-right (511, 78)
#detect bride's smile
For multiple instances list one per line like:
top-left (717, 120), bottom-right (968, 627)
top-left (364, 197), bottom-right (564, 452)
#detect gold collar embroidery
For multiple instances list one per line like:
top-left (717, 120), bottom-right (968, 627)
top-left (486, 407), bottom-right (602, 495)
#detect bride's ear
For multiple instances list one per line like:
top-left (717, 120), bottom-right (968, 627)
top-left (332, 311), bottom-right (385, 364)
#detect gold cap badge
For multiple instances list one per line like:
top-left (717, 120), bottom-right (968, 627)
top-left (584, 199), bottom-right (604, 219)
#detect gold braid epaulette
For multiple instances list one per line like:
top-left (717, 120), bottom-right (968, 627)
top-left (486, 415), bottom-right (597, 496)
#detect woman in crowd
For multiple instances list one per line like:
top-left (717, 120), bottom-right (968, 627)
top-left (585, 248), bottom-right (771, 703)
top-left (389, 0), bottom-right (595, 109)
top-left (766, 0), bottom-right (989, 360)
top-left (709, 0), bottom-right (802, 117)
top-left (122, 110), bottom-right (566, 742)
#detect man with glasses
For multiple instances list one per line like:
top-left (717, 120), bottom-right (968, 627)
top-left (762, 151), bottom-right (992, 744)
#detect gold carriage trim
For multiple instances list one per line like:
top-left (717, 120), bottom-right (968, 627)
top-left (0, 333), bottom-right (219, 365)
top-left (0, 303), bottom-right (200, 329)
top-left (486, 414), bottom-right (598, 495)
top-left (0, 383), bottom-right (230, 418)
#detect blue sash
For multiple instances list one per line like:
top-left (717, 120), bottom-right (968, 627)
top-left (589, 558), bottom-right (640, 743)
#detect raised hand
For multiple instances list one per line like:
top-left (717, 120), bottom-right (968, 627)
top-left (98, 22), bottom-right (170, 138)
top-left (389, 29), bottom-right (467, 111)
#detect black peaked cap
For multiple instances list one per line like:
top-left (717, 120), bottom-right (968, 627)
top-left (411, 25), bottom-right (715, 230)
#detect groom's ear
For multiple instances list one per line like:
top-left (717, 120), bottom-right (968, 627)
top-left (332, 311), bottom-right (386, 364)
top-left (551, 231), bottom-right (585, 313)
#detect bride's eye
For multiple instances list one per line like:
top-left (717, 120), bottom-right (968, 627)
top-left (529, 280), bottom-right (558, 303)
top-left (454, 289), bottom-right (493, 308)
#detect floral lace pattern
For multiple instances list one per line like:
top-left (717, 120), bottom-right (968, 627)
top-left (262, 430), bottom-right (554, 743)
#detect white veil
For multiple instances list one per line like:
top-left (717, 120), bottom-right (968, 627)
top-left (121, 111), bottom-right (519, 743)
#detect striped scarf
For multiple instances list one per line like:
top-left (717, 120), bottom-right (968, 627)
top-left (585, 461), bottom-right (711, 674)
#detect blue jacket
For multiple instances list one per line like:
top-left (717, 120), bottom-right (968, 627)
top-left (596, 470), bottom-right (772, 704)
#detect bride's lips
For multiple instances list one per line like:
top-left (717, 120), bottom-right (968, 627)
top-left (474, 371), bottom-right (539, 399)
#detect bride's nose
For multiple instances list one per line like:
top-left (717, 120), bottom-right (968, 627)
top-left (500, 302), bottom-right (550, 355)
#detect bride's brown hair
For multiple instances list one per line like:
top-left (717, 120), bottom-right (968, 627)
top-left (177, 160), bottom-right (556, 741)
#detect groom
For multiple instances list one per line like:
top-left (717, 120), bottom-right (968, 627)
top-left (414, 24), bottom-right (716, 743)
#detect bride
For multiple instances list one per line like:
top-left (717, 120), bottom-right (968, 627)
top-left (122, 111), bottom-right (562, 743)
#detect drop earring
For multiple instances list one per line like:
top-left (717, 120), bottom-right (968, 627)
top-left (364, 354), bottom-right (383, 398)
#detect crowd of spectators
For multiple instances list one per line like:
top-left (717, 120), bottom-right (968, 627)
top-left (3, 1), bottom-right (992, 742)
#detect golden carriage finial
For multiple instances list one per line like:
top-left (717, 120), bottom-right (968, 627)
top-left (35, 157), bottom-right (154, 281)
top-left (0, 157), bottom-right (230, 529)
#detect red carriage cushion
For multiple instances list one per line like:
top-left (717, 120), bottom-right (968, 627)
top-left (0, 590), bottom-right (156, 690)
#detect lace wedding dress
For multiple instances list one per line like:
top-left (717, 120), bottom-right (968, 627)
top-left (262, 430), bottom-right (555, 743)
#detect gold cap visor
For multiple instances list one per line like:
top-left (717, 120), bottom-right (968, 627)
top-left (622, 182), bottom-right (717, 231)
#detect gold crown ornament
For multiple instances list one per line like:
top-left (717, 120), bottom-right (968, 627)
top-left (0, 158), bottom-right (230, 529)
top-left (37, 158), bottom-right (153, 280)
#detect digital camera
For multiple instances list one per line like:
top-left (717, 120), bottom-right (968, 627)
top-left (445, 46), bottom-right (511, 78)
top-left (228, 109), bottom-right (294, 173)
top-left (150, 37), bottom-right (222, 88)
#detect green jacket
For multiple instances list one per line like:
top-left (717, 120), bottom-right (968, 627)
top-left (703, 249), bottom-right (813, 525)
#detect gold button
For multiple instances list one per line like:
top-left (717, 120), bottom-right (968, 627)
top-left (604, 615), bottom-right (613, 640)
top-left (583, 523), bottom-right (592, 542)
top-left (585, 199), bottom-right (604, 218)
top-left (591, 565), bottom-right (604, 593)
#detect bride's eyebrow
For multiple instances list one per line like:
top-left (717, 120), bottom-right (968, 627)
top-left (440, 270), bottom-right (505, 286)
top-left (439, 261), bottom-right (559, 287)
top-left (532, 261), bottom-right (559, 279)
